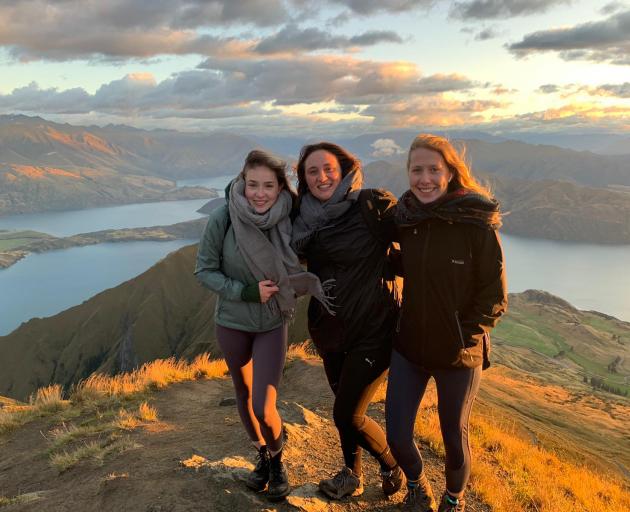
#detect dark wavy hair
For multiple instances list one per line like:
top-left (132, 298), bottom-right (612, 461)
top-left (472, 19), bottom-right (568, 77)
top-left (240, 149), bottom-right (296, 198)
top-left (295, 142), bottom-right (361, 197)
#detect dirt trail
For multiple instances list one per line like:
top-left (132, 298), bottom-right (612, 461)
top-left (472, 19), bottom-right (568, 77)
top-left (0, 355), bottom-right (489, 511)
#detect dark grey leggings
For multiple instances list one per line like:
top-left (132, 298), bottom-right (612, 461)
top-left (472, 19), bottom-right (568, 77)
top-left (385, 349), bottom-right (481, 495)
top-left (216, 323), bottom-right (287, 452)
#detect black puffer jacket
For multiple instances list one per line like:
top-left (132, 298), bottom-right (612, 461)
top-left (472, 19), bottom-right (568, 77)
top-left (396, 218), bottom-right (507, 369)
top-left (301, 189), bottom-right (399, 354)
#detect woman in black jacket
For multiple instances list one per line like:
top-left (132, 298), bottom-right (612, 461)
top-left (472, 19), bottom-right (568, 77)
top-left (291, 142), bottom-right (404, 500)
top-left (386, 134), bottom-right (508, 512)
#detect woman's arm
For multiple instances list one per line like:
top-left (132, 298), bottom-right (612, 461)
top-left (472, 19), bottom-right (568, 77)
top-left (460, 228), bottom-right (508, 340)
top-left (194, 206), bottom-right (253, 302)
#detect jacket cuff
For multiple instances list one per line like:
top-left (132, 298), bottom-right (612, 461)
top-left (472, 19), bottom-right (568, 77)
top-left (241, 283), bottom-right (261, 303)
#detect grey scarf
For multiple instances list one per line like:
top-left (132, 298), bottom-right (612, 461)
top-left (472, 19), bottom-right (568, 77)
top-left (228, 177), bottom-right (334, 319)
top-left (291, 166), bottom-right (363, 253)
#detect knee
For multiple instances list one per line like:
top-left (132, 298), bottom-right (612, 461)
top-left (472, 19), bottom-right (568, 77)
top-left (253, 400), bottom-right (278, 429)
top-left (333, 403), bottom-right (362, 432)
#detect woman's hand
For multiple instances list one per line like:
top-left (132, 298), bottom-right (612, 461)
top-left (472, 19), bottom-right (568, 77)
top-left (259, 280), bottom-right (280, 303)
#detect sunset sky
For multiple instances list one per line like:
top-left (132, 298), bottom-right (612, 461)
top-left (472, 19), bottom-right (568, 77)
top-left (0, 0), bottom-right (628, 136)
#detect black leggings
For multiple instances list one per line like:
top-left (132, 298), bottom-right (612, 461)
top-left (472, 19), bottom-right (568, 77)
top-left (321, 346), bottom-right (396, 475)
top-left (216, 324), bottom-right (287, 453)
top-left (385, 349), bottom-right (481, 495)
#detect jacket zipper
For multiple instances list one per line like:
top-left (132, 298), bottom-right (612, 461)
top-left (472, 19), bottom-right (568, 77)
top-left (454, 310), bottom-right (472, 363)
top-left (454, 310), bottom-right (466, 350)
top-left (421, 222), bottom-right (431, 362)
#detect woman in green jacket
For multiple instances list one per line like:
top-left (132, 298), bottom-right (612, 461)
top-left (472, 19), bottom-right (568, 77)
top-left (195, 150), bottom-right (331, 501)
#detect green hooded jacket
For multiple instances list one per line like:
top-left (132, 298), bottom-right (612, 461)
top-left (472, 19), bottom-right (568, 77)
top-left (194, 203), bottom-right (283, 332)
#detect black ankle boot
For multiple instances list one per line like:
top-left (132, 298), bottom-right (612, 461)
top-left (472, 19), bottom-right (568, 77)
top-left (245, 446), bottom-right (270, 492)
top-left (267, 449), bottom-right (290, 501)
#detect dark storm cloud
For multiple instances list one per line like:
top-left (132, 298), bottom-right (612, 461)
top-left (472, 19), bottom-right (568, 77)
top-left (508, 10), bottom-right (630, 65)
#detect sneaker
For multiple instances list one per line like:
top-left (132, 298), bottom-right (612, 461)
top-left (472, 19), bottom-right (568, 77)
top-left (319, 466), bottom-right (364, 499)
top-left (267, 450), bottom-right (291, 501)
top-left (437, 493), bottom-right (465, 512)
top-left (401, 475), bottom-right (437, 511)
top-left (381, 465), bottom-right (406, 496)
top-left (245, 446), bottom-right (270, 492)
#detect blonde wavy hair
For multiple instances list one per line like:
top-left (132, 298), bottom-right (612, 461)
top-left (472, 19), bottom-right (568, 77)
top-left (407, 134), bottom-right (493, 200)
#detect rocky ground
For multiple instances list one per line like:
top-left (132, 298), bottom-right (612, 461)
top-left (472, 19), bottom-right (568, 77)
top-left (0, 354), bottom-right (489, 512)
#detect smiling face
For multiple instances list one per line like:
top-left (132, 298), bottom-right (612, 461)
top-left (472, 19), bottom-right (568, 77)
top-left (304, 150), bottom-right (342, 202)
top-left (408, 147), bottom-right (453, 204)
top-left (244, 165), bottom-right (283, 213)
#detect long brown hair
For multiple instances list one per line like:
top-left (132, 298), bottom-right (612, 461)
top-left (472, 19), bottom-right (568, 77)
top-left (295, 142), bottom-right (360, 197)
top-left (407, 134), bottom-right (493, 200)
top-left (240, 149), bottom-right (296, 199)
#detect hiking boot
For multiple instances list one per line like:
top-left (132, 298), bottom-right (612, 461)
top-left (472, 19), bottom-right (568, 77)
top-left (267, 450), bottom-right (291, 501)
top-left (319, 466), bottom-right (364, 499)
top-left (245, 446), bottom-right (270, 492)
top-left (381, 465), bottom-right (406, 496)
top-left (438, 493), bottom-right (465, 512)
top-left (401, 475), bottom-right (437, 511)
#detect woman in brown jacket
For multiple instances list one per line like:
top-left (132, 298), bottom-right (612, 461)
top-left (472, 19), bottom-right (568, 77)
top-left (386, 134), bottom-right (508, 512)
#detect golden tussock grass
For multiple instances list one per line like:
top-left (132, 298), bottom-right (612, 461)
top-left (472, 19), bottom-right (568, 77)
top-left (413, 383), bottom-right (630, 512)
top-left (0, 384), bottom-right (69, 435)
top-left (71, 353), bottom-right (227, 401)
top-left (49, 436), bottom-right (141, 473)
top-left (1, 353), bottom-right (226, 437)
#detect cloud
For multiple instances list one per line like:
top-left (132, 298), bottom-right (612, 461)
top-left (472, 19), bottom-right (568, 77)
top-left (322, 0), bottom-right (433, 15)
top-left (0, 0), bottom-right (432, 61)
top-left (508, 10), bottom-right (630, 65)
top-left (371, 138), bottom-right (405, 157)
top-left (196, 56), bottom-right (477, 105)
top-left (362, 96), bottom-right (506, 128)
top-left (474, 27), bottom-right (500, 40)
top-left (0, 0), bottom-right (288, 61)
top-left (253, 25), bottom-right (403, 54)
top-left (586, 82), bottom-right (630, 98)
top-left (451, 0), bottom-right (570, 20)
top-left (0, 55), bottom-right (480, 123)
top-left (600, 1), bottom-right (627, 15)
top-left (538, 84), bottom-right (561, 94)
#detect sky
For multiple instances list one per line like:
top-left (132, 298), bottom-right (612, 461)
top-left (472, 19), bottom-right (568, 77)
top-left (0, 0), bottom-right (628, 136)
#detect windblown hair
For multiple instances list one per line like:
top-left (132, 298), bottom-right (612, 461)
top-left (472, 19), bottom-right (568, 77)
top-left (240, 149), bottom-right (296, 197)
top-left (295, 142), bottom-right (361, 197)
top-left (407, 134), bottom-right (494, 200)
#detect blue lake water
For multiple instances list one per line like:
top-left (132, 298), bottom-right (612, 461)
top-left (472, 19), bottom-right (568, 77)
top-left (0, 198), bottom-right (211, 237)
top-left (0, 240), bottom-right (195, 335)
top-left (0, 173), bottom-right (628, 336)
top-left (0, 231), bottom-right (628, 336)
top-left (0, 175), bottom-right (233, 237)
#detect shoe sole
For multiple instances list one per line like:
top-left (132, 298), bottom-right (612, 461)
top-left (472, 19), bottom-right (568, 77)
top-left (244, 481), bottom-right (267, 492)
top-left (267, 488), bottom-right (291, 502)
top-left (318, 484), bottom-right (364, 500)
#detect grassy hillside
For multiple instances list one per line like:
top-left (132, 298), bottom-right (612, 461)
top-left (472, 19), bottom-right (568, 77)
top-left (1, 348), bottom-right (628, 511)
top-left (0, 244), bottom-right (309, 401)
top-left (0, 163), bottom-right (213, 216)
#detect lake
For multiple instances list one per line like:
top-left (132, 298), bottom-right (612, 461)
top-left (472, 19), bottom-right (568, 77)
top-left (0, 232), bottom-right (628, 336)
top-left (0, 175), bottom-right (234, 236)
top-left (0, 240), bottom-right (195, 335)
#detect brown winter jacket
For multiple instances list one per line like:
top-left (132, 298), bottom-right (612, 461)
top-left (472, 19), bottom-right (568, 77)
top-left (396, 218), bottom-right (507, 369)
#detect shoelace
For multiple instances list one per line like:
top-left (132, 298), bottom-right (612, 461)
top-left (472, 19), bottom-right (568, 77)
top-left (404, 486), bottom-right (418, 504)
